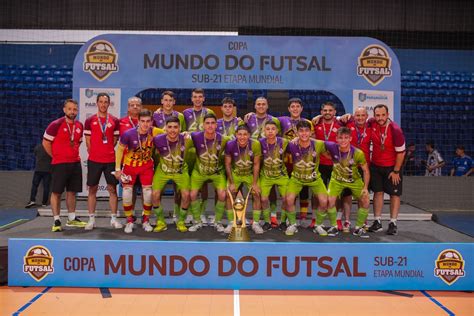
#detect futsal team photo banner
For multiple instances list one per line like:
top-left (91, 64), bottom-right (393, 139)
top-left (73, 34), bottom-right (401, 122)
top-left (9, 239), bottom-right (473, 290)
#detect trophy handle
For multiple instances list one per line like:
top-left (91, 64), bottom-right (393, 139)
top-left (227, 188), bottom-right (235, 205)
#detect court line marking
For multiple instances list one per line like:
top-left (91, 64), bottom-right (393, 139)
top-left (99, 287), bottom-right (112, 298)
top-left (233, 289), bottom-right (240, 316)
top-left (378, 290), bottom-right (414, 298)
top-left (12, 286), bottom-right (52, 316)
top-left (420, 290), bottom-right (455, 316)
top-left (0, 219), bottom-right (28, 230)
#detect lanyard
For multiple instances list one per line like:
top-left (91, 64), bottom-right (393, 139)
top-left (298, 141), bottom-right (316, 163)
top-left (192, 108), bottom-right (205, 130)
top-left (356, 125), bottom-right (367, 145)
top-left (166, 135), bottom-right (184, 171)
top-left (237, 140), bottom-right (250, 160)
top-left (338, 147), bottom-right (352, 167)
top-left (323, 121), bottom-right (335, 141)
top-left (129, 116), bottom-right (137, 128)
top-left (65, 119), bottom-right (74, 146)
top-left (223, 118), bottom-right (236, 136)
top-left (97, 113), bottom-right (108, 138)
top-left (379, 122), bottom-right (390, 150)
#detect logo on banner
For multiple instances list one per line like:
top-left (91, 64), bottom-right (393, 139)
top-left (83, 40), bottom-right (119, 81)
top-left (23, 246), bottom-right (54, 281)
top-left (357, 45), bottom-right (392, 86)
top-left (434, 249), bottom-right (465, 285)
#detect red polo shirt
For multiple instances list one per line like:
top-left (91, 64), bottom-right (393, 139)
top-left (44, 117), bottom-right (83, 165)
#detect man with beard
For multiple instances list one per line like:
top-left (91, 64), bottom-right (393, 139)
top-left (43, 99), bottom-right (87, 232)
top-left (367, 105), bottom-right (406, 235)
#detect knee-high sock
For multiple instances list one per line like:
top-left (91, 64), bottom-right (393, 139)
top-left (173, 203), bottom-right (180, 217)
top-left (252, 210), bottom-right (262, 222)
top-left (191, 200), bottom-right (201, 222)
top-left (214, 201), bottom-right (225, 222)
top-left (178, 207), bottom-right (188, 222)
top-left (316, 209), bottom-right (326, 226)
top-left (280, 209), bottom-right (287, 222)
top-left (226, 209), bottom-right (234, 222)
top-left (200, 199), bottom-right (208, 215)
top-left (262, 207), bottom-right (271, 222)
top-left (123, 187), bottom-right (134, 219)
top-left (355, 207), bottom-right (369, 228)
top-left (153, 205), bottom-right (165, 222)
top-left (287, 211), bottom-right (296, 225)
top-left (327, 207), bottom-right (337, 227)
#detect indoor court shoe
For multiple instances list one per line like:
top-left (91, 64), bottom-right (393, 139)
top-left (110, 219), bottom-right (123, 229)
top-left (327, 226), bottom-right (339, 237)
top-left (387, 222), bottom-right (398, 235)
top-left (285, 224), bottom-right (298, 236)
top-left (66, 217), bottom-right (87, 227)
top-left (353, 227), bottom-right (369, 238)
top-left (279, 221), bottom-right (288, 231)
top-left (308, 218), bottom-right (316, 229)
top-left (200, 214), bottom-right (209, 226)
top-left (41, 204), bottom-right (48, 208)
top-left (188, 222), bottom-right (203, 232)
top-left (270, 216), bottom-right (279, 228)
top-left (84, 220), bottom-right (95, 230)
top-left (368, 220), bottom-right (383, 233)
top-left (224, 222), bottom-right (233, 234)
top-left (51, 220), bottom-right (62, 232)
top-left (252, 222), bottom-right (264, 234)
top-left (261, 222), bottom-right (272, 231)
top-left (25, 201), bottom-right (36, 208)
top-left (142, 221), bottom-right (153, 232)
top-left (343, 221), bottom-right (351, 233)
top-left (176, 221), bottom-right (188, 232)
top-left (215, 222), bottom-right (225, 232)
top-left (124, 222), bottom-right (134, 234)
top-left (153, 221), bottom-right (168, 232)
top-left (336, 219), bottom-right (343, 231)
top-left (313, 225), bottom-right (328, 236)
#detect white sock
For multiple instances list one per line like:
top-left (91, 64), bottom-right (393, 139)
top-left (89, 214), bottom-right (95, 221)
top-left (390, 218), bottom-right (397, 225)
top-left (54, 215), bottom-right (60, 221)
top-left (111, 214), bottom-right (117, 221)
top-left (336, 211), bottom-right (343, 220)
top-left (68, 212), bottom-right (76, 221)
top-left (375, 216), bottom-right (381, 222)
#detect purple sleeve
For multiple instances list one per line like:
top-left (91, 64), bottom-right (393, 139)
top-left (224, 141), bottom-right (233, 156)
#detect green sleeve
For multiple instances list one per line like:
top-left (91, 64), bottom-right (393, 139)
top-left (252, 140), bottom-right (262, 157)
top-left (354, 148), bottom-right (366, 165)
top-left (272, 117), bottom-right (281, 134)
top-left (315, 139), bottom-right (326, 154)
top-left (282, 138), bottom-right (289, 151)
top-left (208, 108), bottom-right (216, 116)
top-left (178, 113), bottom-right (186, 131)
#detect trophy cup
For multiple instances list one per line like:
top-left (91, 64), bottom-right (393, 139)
top-left (227, 188), bottom-right (252, 242)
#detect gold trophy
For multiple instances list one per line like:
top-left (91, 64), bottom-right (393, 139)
top-left (227, 188), bottom-right (252, 242)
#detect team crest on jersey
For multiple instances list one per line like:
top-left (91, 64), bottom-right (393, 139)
top-left (434, 249), bottom-right (465, 285)
top-left (83, 40), bottom-right (119, 81)
top-left (357, 45), bottom-right (392, 86)
top-left (23, 246), bottom-right (54, 282)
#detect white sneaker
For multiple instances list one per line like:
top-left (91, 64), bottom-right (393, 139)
top-left (285, 224), bottom-right (298, 236)
top-left (252, 222), bottom-right (264, 234)
top-left (188, 222), bottom-right (203, 232)
top-left (110, 219), bottom-right (123, 229)
top-left (84, 219), bottom-right (95, 230)
top-left (172, 214), bottom-right (177, 224)
top-left (124, 222), bottom-right (134, 234)
top-left (208, 216), bottom-right (216, 226)
top-left (200, 215), bottom-right (208, 226)
top-left (185, 214), bottom-right (193, 225)
top-left (215, 222), bottom-right (225, 232)
top-left (313, 225), bottom-right (328, 236)
top-left (142, 221), bottom-right (153, 232)
top-left (224, 222), bottom-right (233, 234)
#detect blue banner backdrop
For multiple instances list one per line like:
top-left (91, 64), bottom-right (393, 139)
top-left (73, 34), bottom-right (401, 122)
top-left (9, 239), bottom-right (473, 290)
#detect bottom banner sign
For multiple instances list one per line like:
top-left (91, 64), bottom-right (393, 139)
top-left (8, 238), bottom-right (473, 290)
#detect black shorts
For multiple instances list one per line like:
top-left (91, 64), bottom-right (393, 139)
top-left (319, 164), bottom-right (352, 197)
top-left (51, 162), bottom-right (82, 194)
top-left (87, 160), bottom-right (118, 186)
top-left (370, 164), bottom-right (403, 196)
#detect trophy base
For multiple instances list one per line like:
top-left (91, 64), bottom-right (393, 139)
top-left (228, 227), bottom-right (251, 242)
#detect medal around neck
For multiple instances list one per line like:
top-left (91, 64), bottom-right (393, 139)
top-left (227, 189), bottom-right (251, 242)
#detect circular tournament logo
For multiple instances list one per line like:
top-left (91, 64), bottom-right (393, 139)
top-left (83, 40), bottom-right (119, 81)
top-left (23, 245), bottom-right (55, 282)
top-left (357, 45), bottom-right (392, 86)
top-left (434, 249), bottom-right (465, 285)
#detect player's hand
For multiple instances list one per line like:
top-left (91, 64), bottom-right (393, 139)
top-left (361, 188), bottom-right (369, 197)
top-left (182, 131), bottom-right (191, 139)
top-left (244, 112), bottom-right (254, 122)
top-left (113, 170), bottom-right (122, 180)
top-left (228, 183), bottom-right (237, 193)
top-left (388, 172), bottom-right (401, 185)
top-left (311, 115), bottom-right (322, 126)
top-left (340, 113), bottom-right (352, 123)
top-left (252, 183), bottom-right (261, 196)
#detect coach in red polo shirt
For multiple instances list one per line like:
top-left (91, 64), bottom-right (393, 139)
top-left (43, 99), bottom-right (87, 232)
top-left (83, 92), bottom-right (122, 230)
top-left (367, 104), bottom-right (406, 235)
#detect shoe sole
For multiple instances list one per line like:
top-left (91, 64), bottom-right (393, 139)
top-left (66, 223), bottom-right (87, 228)
top-left (153, 227), bottom-right (168, 233)
top-left (51, 227), bottom-right (62, 232)
top-left (368, 228), bottom-right (383, 233)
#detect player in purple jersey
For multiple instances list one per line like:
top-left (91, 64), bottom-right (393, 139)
top-left (217, 97), bottom-right (243, 139)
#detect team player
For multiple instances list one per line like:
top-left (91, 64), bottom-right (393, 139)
top-left (217, 97), bottom-right (243, 138)
top-left (152, 117), bottom-right (193, 233)
top-left (183, 88), bottom-right (216, 225)
top-left (83, 93), bottom-right (122, 230)
top-left (278, 98), bottom-right (313, 226)
top-left (224, 125), bottom-right (262, 234)
top-left (325, 127), bottom-right (370, 238)
top-left (188, 113), bottom-right (230, 232)
top-left (244, 97), bottom-right (281, 139)
top-left (153, 90), bottom-right (186, 130)
top-left (285, 120), bottom-right (330, 236)
top-left (114, 109), bottom-right (164, 233)
top-left (43, 99), bottom-right (87, 232)
top-left (259, 121), bottom-right (290, 231)
top-left (367, 104), bottom-right (406, 235)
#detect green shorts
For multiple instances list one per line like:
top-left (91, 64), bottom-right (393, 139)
top-left (287, 177), bottom-right (328, 196)
top-left (152, 166), bottom-right (190, 191)
top-left (191, 169), bottom-right (226, 191)
top-left (259, 175), bottom-right (289, 197)
top-left (186, 148), bottom-right (197, 175)
top-left (328, 178), bottom-right (364, 199)
top-left (229, 173), bottom-right (253, 190)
